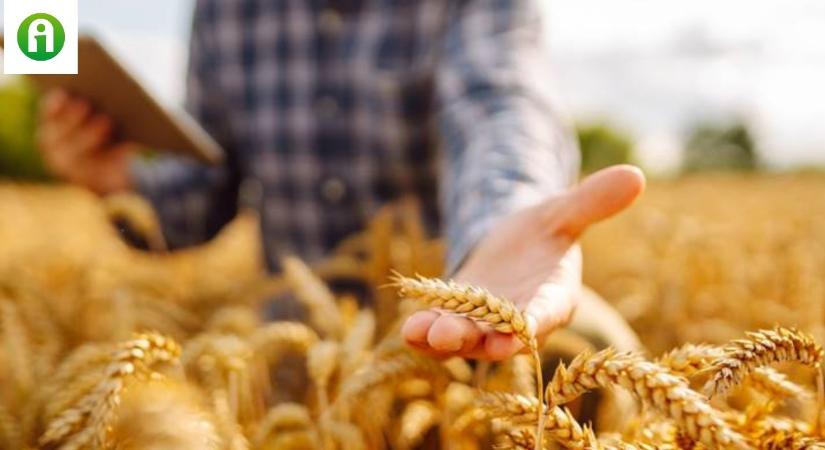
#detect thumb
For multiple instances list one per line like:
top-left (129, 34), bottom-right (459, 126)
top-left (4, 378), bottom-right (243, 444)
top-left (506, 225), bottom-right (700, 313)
top-left (553, 165), bottom-right (645, 238)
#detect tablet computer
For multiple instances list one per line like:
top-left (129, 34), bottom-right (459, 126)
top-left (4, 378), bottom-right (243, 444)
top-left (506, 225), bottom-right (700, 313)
top-left (1, 34), bottom-right (224, 164)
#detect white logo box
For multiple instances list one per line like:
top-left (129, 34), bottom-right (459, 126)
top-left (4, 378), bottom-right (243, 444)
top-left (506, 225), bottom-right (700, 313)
top-left (3, 0), bottom-right (78, 74)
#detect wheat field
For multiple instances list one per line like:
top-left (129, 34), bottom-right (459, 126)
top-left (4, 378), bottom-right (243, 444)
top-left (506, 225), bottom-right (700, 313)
top-left (1, 174), bottom-right (825, 449)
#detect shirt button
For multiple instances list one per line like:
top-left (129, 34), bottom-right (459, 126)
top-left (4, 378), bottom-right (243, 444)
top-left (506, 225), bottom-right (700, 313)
top-left (316, 95), bottom-right (340, 120)
top-left (321, 177), bottom-right (347, 204)
top-left (318, 9), bottom-right (343, 34)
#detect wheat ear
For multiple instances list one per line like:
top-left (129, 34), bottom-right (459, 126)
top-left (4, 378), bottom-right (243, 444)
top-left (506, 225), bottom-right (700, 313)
top-left (547, 348), bottom-right (748, 449)
top-left (478, 392), bottom-right (590, 450)
top-left (249, 321), bottom-right (320, 364)
top-left (335, 351), bottom-right (447, 408)
top-left (108, 379), bottom-right (222, 450)
top-left (758, 431), bottom-right (825, 450)
top-left (703, 327), bottom-right (824, 397)
top-left (252, 403), bottom-right (314, 447)
top-left (281, 256), bottom-right (343, 339)
top-left (397, 400), bottom-right (439, 450)
top-left (391, 274), bottom-right (545, 450)
top-left (40, 332), bottom-right (181, 449)
top-left (658, 343), bottom-right (812, 401)
top-left (498, 424), bottom-right (598, 450)
top-left (391, 275), bottom-right (534, 345)
top-left (657, 343), bottom-right (722, 377)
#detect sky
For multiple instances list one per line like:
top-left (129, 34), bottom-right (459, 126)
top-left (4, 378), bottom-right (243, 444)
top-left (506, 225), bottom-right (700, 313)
top-left (2, 0), bottom-right (824, 172)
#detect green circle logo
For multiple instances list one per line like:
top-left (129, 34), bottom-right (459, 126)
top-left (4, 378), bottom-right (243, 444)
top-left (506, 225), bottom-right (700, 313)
top-left (17, 13), bottom-right (66, 61)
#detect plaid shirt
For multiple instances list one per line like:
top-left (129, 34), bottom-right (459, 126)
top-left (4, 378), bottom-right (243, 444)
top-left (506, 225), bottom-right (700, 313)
top-left (134, 0), bottom-right (579, 273)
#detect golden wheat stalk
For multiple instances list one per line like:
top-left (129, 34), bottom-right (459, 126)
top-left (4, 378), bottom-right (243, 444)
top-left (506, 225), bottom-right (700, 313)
top-left (250, 321), bottom-right (320, 356)
top-left (658, 342), bottom-right (813, 401)
top-left (40, 332), bottom-right (181, 449)
top-left (390, 274), bottom-right (545, 450)
top-left (107, 379), bottom-right (222, 450)
top-left (0, 403), bottom-right (22, 450)
top-left (390, 275), bottom-right (534, 346)
top-left (758, 431), bottom-right (825, 450)
top-left (0, 300), bottom-right (34, 400)
top-left (211, 389), bottom-right (250, 450)
top-left (498, 423), bottom-right (598, 450)
top-left (252, 403), bottom-right (314, 447)
top-left (397, 400), bottom-right (439, 450)
top-left (281, 256), bottom-right (344, 339)
top-left (335, 351), bottom-right (447, 409)
top-left (340, 309), bottom-right (376, 376)
top-left (478, 391), bottom-right (590, 450)
top-left (657, 343), bottom-right (722, 377)
top-left (547, 348), bottom-right (748, 449)
top-left (307, 340), bottom-right (339, 423)
top-left (703, 327), bottom-right (824, 397)
top-left (749, 367), bottom-right (814, 401)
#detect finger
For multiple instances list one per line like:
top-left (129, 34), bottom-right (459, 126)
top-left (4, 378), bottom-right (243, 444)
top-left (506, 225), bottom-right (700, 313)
top-left (484, 332), bottom-right (525, 361)
top-left (72, 115), bottom-right (113, 155)
top-left (555, 165), bottom-right (646, 238)
top-left (49, 97), bottom-right (92, 143)
top-left (402, 310), bottom-right (441, 347)
top-left (525, 284), bottom-right (576, 338)
top-left (427, 314), bottom-right (482, 353)
top-left (79, 143), bottom-right (136, 194)
top-left (40, 89), bottom-right (69, 120)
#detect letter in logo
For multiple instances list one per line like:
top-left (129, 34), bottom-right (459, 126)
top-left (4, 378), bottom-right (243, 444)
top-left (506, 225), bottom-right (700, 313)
top-left (17, 13), bottom-right (66, 61)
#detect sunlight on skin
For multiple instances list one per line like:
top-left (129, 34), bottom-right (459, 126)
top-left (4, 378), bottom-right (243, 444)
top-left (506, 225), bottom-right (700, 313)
top-left (402, 165), bottom-right (646, 361)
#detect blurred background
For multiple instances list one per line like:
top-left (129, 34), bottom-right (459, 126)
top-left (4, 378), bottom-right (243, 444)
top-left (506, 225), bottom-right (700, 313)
top-left (2, 0), bottom-right (824, 177)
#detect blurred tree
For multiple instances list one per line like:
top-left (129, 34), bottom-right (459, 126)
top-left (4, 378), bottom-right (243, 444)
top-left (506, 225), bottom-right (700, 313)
top-left (682, 121), bottom-right (758, 173)
top-left (577, 123), bottom-right (635, 174)
top-left (0, 77), bottom-right (49, 179)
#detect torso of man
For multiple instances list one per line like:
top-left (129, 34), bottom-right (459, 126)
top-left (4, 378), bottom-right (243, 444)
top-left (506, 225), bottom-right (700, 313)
top-left (192, 0), bottom-right (450, 266)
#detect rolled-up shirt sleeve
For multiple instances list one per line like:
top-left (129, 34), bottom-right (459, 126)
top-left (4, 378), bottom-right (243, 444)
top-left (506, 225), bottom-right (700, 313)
top-left (437, 0), bottom-right (580, 274)
top-left (131, 0), bottom-right (239, 249)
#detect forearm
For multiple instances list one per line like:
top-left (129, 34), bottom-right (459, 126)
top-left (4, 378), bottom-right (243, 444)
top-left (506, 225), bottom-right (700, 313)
top-left (441, 98), bottom-right (579, 273)
top-left (438, 0), bottom-right (579, 273)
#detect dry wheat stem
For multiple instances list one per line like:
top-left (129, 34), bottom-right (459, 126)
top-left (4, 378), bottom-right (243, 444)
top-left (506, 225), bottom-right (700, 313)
top-left (547, 348), bottom-right (748, 449)
top-left (703, 327), bottom-right (824, 398)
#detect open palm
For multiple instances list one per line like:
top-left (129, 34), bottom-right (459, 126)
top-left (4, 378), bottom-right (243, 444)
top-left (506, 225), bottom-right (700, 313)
top-left (402, 165), bottom-right (646, 360)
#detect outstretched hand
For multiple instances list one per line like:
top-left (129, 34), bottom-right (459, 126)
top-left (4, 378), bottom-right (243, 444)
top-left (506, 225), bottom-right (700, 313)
top-left (401, 165), bottom-right (646, 360)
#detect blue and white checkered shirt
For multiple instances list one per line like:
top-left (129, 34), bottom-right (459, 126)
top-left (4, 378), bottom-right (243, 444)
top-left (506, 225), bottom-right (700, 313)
top-left (134, 0), bottom-right (579, 273)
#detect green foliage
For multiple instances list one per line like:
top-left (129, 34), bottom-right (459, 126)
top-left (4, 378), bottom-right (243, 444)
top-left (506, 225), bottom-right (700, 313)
top-left (682, 121), bottom-right (757, 173)
top-left (577, 123), bottom-right (635, 174)
top-left (0, 77), bottom-right (50, 180)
